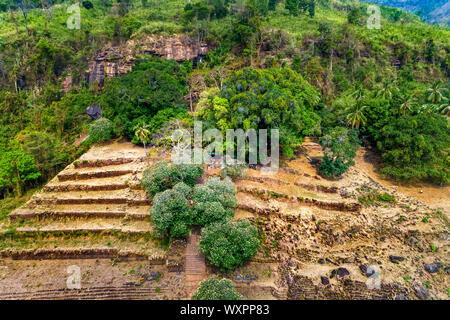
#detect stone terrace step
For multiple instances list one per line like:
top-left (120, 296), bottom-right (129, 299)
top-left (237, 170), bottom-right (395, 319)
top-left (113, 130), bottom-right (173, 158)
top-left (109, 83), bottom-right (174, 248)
top-left (44, 183), bottom-right (129, 193)
top-left (0, 247), bottom-right (153, 260)
top-left (236, 185), bottom-right (361, 212)
top-left (0, 286), bottom-right (170, 300)
top-left (28, 190), bottom-right (151, 206)
top-left (9, 206), bottom-right (150, 221)
top-left (73, 157), bottom-right (147, 169)
top-left (5, 218), bottom-right (153, 237)
top-left (43, 174), bottom-right (142, 192)
top-left (33, 197), bottom-right (150, 206)
top-left (236, 179), bottom-right (344, 201)
top-left (57, 169), bottom-right (135, 181)
top-left (14, 224), bottom-right (152, 236)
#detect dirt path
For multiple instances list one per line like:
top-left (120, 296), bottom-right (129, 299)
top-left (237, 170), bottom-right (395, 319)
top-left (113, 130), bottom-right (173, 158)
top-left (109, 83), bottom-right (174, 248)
top-left (355, 148), bottom-right (450, 216)
top-left (185, 226), bottom-right (206, 298)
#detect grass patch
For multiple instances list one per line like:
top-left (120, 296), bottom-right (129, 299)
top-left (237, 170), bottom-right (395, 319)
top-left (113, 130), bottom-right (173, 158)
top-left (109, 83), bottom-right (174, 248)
top-left (0, 188), bottom-right (39, 223)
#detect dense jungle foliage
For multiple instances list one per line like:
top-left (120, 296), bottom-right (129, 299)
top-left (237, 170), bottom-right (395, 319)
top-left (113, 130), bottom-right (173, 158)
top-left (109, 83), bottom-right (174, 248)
top-left (0, 0), bottom-right (449, 201)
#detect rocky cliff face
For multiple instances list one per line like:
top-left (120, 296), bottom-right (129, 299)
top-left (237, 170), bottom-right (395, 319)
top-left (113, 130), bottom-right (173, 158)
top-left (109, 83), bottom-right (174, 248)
top-left (85, 35), bottom-right (208, 87)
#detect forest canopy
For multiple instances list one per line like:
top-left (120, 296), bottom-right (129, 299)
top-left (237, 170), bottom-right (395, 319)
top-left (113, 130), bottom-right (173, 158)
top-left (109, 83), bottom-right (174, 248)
top-left (0, 0), bottom-right (449, 199)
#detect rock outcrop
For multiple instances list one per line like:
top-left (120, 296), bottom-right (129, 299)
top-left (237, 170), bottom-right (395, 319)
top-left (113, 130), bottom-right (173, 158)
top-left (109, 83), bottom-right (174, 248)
top-left (86, 103), bottom-right (102, 120)
top-left (85, 35), bottom-right (208, 87)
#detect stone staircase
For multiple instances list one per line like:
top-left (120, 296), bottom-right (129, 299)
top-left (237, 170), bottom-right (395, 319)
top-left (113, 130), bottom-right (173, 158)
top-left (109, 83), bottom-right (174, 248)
top-left (1, 141), bottom-right (164, 261)
top-left (185, 227), bottom-right (206, 298)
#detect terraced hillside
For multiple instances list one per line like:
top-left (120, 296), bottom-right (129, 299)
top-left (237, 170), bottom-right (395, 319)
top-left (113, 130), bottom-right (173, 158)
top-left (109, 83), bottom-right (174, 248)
top-left (0, 139), bottom-right (448, 300)
top-left (2, 140), bottom-right (162, 257)
top-left (0, 140), bottom-right (187, 299)
top-left (204, 139), bottom-right (449, 300)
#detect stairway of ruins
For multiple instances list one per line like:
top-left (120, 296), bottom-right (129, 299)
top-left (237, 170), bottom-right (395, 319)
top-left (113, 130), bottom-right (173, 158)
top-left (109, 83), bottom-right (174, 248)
top-left (1, 141), bottom-right (165, 261)
top-left (0, 286), bottom-right (171, 300)
top-left (185, 226), bottom-right (206, 298)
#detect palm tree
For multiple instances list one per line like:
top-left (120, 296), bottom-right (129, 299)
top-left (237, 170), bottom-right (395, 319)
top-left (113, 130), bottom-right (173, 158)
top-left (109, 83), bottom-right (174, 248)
top-left (376, 79), bottom-right (396, 100)
top-left (133, 123), bottom-right (150, 152)
top-left (440, 104), bottom-right (450, 117)
top-left (418, 103), bottom-right (439, 115)
top-left (350, 84), bottom-right (366, 101)
top-left (426, 81), bottom-right (445, 104)
top-left (399, 96), bottom-right (414, 116)
top-left (346, 104), bottom-right (368, 129)
top-left (438, 98), bottom-right (450, 117)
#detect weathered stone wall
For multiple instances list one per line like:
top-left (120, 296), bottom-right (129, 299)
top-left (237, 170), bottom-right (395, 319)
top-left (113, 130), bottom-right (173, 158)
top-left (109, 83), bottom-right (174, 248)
top-left (85, 35), bottom-right (208, 87)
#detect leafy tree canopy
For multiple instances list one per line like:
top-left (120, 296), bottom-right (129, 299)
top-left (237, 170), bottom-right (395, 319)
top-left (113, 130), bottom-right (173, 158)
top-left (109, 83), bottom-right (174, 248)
top-left (319, 126), bottom-right (361, 178)
top-left (141, 161), bottom-right (204, 196)
top-left (199, 219), bottom-right (260, 271)
top-left (376, 113), bottom-right (450, 184)
top-left (192, 277), bottom-right (243, 300)
top-left (196, 67), bottom-right (321, 158)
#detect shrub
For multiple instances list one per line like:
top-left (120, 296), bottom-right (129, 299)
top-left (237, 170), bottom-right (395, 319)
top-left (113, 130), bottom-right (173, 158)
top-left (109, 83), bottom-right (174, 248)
top-left (172, 182), bottom-right (192, 198)
top-left (142, 161), bottom-right (174, 196)
top-left (199, 220), bottom-right (260, 272)
top-left (201, 177), bottom-right (237, 208)
top-left (192, 277), bottom-right (243, 300)
top-left (141, 161), bottom-right (203, 196)
top-left (319, 156), bottom-right (350, 178)
top-left (220, 163), bottom-right (247, 180)
top-left (376, 192), bottom-right (396, 203)
top-left (191, 177), bottom-right (236, 226)
top-left (192, 201), bottom-right (230, 227)
top-left (150, 188), bottom-right (192, 238)
top-left (358, 190), bottom-right (396, 204)
top-left (89, 118), bottom-right (113, 143)
top-left (146, 167), bottom-right (237, 236)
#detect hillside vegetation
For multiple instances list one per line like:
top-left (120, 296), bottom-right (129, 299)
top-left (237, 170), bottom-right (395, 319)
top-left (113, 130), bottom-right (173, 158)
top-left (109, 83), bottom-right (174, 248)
top-left (0, 0), bottom-right (449, 203)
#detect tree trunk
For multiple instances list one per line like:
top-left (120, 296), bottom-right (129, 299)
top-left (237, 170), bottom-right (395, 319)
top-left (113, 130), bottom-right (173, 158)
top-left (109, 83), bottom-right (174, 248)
top-left (9, 9), bottom-right (19, 36)
top-left (20, 8), bottom-right (29, 36)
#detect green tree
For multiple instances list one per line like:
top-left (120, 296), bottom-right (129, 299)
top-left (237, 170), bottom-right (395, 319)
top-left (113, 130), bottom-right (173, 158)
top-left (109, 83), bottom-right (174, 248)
top-left (192, 277), bottom-right (243, 300)
top-left (15, 130), bottom-right (69, 181)
top-left (13, 0), bottom-right (38, 35)
top-left (133, 123), bottom-right (150, 151)
top-left (285, 0), bottom-right (299, 16)
top-left (399, 96), bottom-right (414, 116)
top-left (100, 57), bottom-right (188, 140)
top-left (196, 67), bottom-right (321, 158)
top-left (150, 187), bottom-right (192, 238)
top-left (141, 161), bottom-right (204, 196)
top-left (376, 113), bottom-right (450, 184)
top-left (319, 127), bottom-right (360, 178)
top-left (345, 104), bottom-right (368, 129)
top-left (0, 149), bottom-right (40, 197)
top-left (426, 81), bottom-right (445, 104)
top-left (191, 177), bottom-right (236, 226)
top-left (347, 6), bottom-right (362, 25)
top-left (376, 80), bottom-right (397, 100)
top-left (199, 219), bottom-right (260, 272)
